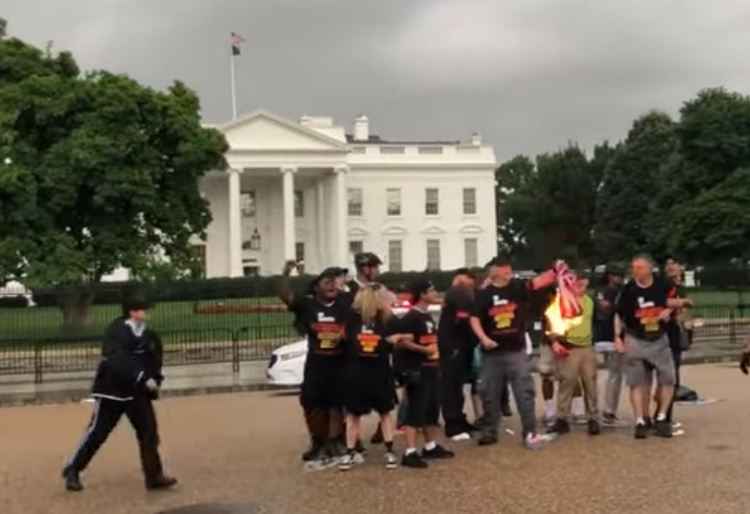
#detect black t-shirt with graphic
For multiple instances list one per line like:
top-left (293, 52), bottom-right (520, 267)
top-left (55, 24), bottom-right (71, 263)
top-left (396, 308), bottom-right (439, 370)
top-left (616, 279), bottom-right (669, 341)
top-left (594, 284), bottom-right (621, 342)
top-left (344, 312), bottom-right (396, 366)
top-left (437, 286), bottom-right (476, 356)
top-left (288, 295), bottom-right (349, 360)
top-left (472, 279), bottom-right (531, 353)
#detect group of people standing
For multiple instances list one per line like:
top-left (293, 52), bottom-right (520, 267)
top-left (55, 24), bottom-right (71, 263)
top-left (282, 251), bottom-right (696, 472)
top-left (60, 250), bottom-right (697, 492)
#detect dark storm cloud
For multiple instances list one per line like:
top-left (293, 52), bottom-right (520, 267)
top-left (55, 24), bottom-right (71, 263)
top-left (5, 0), bottom-right (750, 160)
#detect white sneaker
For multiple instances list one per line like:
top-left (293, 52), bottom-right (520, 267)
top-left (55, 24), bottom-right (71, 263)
top-left (451, 432), bottom-right (471, 442)
top-left (672, 421), bottom-right (683, 430)
top-left (524, 432), bottom-right (557, 450)
top-left (305, 456), bottom-right (337, 472)
top-left (352, 452), bottom-right (366, 465)
top-left (385, 452), bottom-right (398, 469)
top-left (338, 453), bottom-right (353, 471)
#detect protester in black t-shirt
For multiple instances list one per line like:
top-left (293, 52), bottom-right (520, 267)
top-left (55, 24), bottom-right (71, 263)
top-left (595, 265), bottom-right (626, 425)
top-left (470, 256), bottom-right (558, 449)
top-left (438, 268), bottom-right (478, 439)
top-left (659, 259), bottom-right (693, 426)
top-left (279, 262), bottom-right (350, 469)
top-left (614, 254), bottom-right (689, 440)
top-left (338, 284), bottom-right (407, 471)
top-left (397, 279), bottom-right (455, 469)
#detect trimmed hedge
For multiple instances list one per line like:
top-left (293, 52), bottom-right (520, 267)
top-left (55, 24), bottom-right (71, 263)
top-left (0, 296), bottom-right (29, 309)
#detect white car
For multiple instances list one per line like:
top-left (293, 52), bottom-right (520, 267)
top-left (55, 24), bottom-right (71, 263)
top-left (266, 304), bottom-right (441, 387)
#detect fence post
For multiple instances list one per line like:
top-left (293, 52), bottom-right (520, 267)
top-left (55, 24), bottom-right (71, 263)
top-left (232, 329), bottom-right (240, 374)
top-left (729, 310), bottom-right (737, 347)
top-left (33, 342), bottom-right (43, 384)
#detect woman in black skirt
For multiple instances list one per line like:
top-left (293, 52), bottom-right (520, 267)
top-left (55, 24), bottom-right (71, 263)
top-left (339, 284), bottom-right (405, 471)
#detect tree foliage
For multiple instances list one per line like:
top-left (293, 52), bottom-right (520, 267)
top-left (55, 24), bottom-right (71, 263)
top-left (0, 37), bottom-right (228, 325)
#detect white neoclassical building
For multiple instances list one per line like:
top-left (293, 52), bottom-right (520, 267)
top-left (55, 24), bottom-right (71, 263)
top-left (196, 110), bottom-right (498, 277)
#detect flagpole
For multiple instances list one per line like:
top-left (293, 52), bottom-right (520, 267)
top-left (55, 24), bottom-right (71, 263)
top-left (230, 50), bottom-right (237, 120)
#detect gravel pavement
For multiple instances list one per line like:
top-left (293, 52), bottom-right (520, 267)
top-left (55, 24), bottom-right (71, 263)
top-left (1, 362), bottom-right (748, 514)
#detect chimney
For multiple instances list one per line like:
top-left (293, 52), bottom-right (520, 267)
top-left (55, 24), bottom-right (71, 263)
top-left (353, 115), bottom-right (369, 141)
top-left (471, 131), bottom-right (481, 146)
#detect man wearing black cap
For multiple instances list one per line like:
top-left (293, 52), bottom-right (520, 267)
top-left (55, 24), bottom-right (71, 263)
top-left (438, 268), bottom-right (478, 440)
top-left (396, 279), bottom-right (455, 468)
top-left (62, 294), bottom-right (176, 492)
top-left (470, 256), bottom-right (559, 449)
top-left (279, 262), bottom-right (350, 469)
top-left (346, 252), bottom-right (383, 300)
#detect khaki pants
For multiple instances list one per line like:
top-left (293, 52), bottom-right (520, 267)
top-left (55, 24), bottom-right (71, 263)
top-left (556, 346), bottom-right (598, 420)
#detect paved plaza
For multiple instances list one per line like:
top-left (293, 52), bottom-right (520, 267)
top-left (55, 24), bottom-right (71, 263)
top-left (2, 362), bottom-right (748, 514)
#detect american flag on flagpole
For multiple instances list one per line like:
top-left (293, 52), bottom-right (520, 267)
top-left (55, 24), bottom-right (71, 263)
top-left (231, 32), bottom-right (246, 56)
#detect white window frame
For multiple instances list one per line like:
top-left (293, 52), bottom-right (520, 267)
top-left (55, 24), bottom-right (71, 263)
top-left (386, 188), bottom-right (402, 216)
top-left (425, 188), bottom-right (439, 216)
top-left (388, 240), bottom-right (403, 272)
top-left (464, 238), bottom-right (478, 268)
top-left (426, 239), bottom-right (441, 270)
top-left (463, 188), bottom-right (477, 215)
top-left (347, 188), bottom-right (363, 217)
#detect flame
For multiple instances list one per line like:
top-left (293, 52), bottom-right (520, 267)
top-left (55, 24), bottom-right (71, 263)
top-left (545, 293), bottom-right (584, 337)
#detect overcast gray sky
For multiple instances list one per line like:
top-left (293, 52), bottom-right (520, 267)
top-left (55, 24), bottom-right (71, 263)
top-left (5, 0), bottom-right (750, 161)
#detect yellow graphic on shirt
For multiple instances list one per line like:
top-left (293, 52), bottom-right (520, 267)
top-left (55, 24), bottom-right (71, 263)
top-left (420, 334), bottom-right (439, 361)
top-left (636, 306), bottom-right (664, 334)
top-left (489, 303), bottom-right (517, 330)
top-left (357, 332), bottom-right (381, 355)
top-left (312, 322), bottom-right (344, 350)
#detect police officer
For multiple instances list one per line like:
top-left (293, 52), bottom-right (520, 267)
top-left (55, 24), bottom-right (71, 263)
top-left (62, 294), bottom-right (177, 492)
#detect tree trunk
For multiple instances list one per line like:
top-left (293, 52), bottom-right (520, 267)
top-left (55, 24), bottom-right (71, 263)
top-left (59, 286), bottom-right (96, 333)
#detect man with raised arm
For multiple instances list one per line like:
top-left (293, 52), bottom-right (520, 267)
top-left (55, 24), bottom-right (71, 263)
top-left (470, 256), bottom-right (559, 449)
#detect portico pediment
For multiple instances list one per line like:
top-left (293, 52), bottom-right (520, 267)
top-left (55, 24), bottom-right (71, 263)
top-left (348, 226), bottom-right (370, 237)
top-left (218, 110), bottom-right (349, 153)
top-left (459, 224), bottom-right (484, 234)
top-left (421, 225), bottom-right (447, 235)
top-left (382, 225), bottom-right (408, 236)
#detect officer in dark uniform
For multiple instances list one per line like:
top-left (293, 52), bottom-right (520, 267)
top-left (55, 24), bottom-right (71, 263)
top-left (62, 295), bottom-right (177, 492)
top-left (346, 252), bottom-right (384, 299)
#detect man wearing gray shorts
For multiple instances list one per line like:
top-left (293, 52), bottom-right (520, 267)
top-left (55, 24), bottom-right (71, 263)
top-left (614, 255), bottom-right (677, 440)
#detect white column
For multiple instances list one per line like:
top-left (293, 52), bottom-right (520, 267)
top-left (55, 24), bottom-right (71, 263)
top-left (227, 168), bottom-right (243, 277)
top-left (316, 179), bottom-right (327, 269)
top-left (281, 166), bottom-right (297, 262)
top-left (333, 165), bottom-right (349, 267)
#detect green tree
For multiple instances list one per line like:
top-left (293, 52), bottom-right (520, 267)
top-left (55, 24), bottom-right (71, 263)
top-left (655, 88), bottom-right (750, 263)
top-left (0, 37), bottom-right (228, 328)
top-left (0, 18), bottom-right (7, 39)
top-left (495, 154), bottom-right (535, 255)
top-left (593, 111), bottom-right (676, 262)
top-left (498, 145), bottom-right (598, 267)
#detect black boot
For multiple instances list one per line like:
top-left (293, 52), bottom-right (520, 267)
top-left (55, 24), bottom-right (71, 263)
top-left (62, 466), bottom-right (83, 492)
top-left (146, 475), bottom-right (178, 490)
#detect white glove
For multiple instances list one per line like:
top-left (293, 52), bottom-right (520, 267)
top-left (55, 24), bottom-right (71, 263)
top-left (145, 378), bottom-right (159, 392)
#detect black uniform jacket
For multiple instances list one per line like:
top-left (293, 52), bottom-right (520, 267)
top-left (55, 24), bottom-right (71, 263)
top-left (91, 317), bottom-right (164, 401)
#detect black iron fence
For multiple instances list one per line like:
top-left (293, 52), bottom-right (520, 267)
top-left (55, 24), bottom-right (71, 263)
top-left (1, 303), bottom-right (748, 385)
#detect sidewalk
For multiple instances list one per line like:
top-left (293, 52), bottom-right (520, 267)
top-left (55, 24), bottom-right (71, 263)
top-left (0, 360), bottom-right (279, 407)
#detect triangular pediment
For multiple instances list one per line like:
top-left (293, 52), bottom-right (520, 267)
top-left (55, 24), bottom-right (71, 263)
top-left (218, 110), bottom-right (348, 152)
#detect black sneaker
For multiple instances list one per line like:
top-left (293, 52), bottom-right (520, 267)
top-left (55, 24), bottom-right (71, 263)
top-left (547, 419), bottom-right (571, 435)
top-left (62, 466), bottom-right (83, 492)
top-left (502, 404), bottom-right (513, 417)
top-left (601, 413), bottom-right (619, 427)
top-left (145, 475), bottom-right (178, 491)
top-left (401, 452), bottom-right (428, 469)
top-left (643, 417), bottom-right (653, 431)
top-left (302, 442), bottom-right (322, 462)
top-left (588, 419), bottom-right (601, 436)
top-left (634, 422), bottom-right (649, 439)
top-left (478, 434), bottom-right (498, 446)
top-left (422, 444), bottom-right (455, 460)
top-left (654, 419), bottom-right (673, 438)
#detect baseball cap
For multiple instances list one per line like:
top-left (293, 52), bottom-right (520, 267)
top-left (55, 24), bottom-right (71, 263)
top-left (408, 279), bottom-right (435, 302)
top-left (606, 262), bottom-right (626, 276)
top-left (310, 267), bottom-right (343, 288)
top-left (354, 252), bottom-right (383, 268)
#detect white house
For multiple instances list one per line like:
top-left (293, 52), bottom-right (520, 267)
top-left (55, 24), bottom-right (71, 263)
top-left (197, 110), bottom-right (498, 277)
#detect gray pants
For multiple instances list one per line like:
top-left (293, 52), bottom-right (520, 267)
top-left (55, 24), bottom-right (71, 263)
top-left (477, 351), bottom-right (536, 438)
top-left (603, 351), bottom-right (625, 416)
